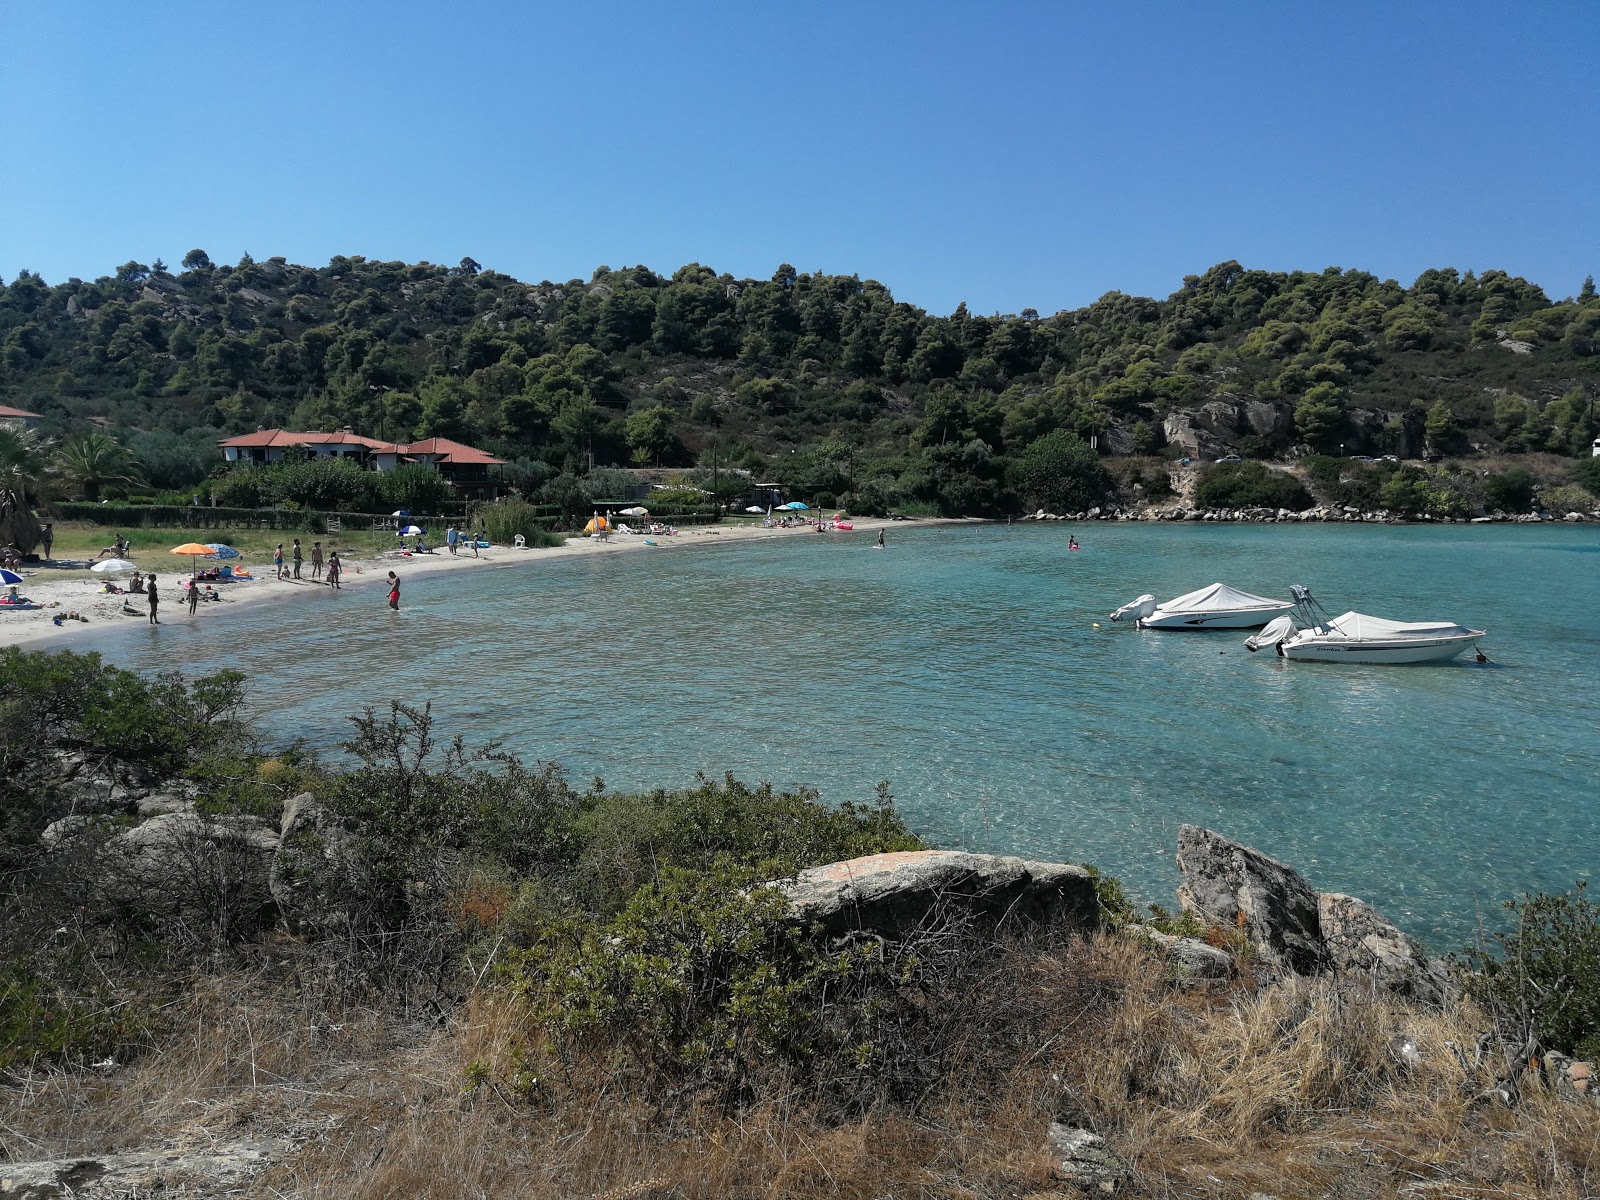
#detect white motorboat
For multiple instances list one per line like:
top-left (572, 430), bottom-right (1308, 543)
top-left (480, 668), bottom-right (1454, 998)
top-left (1243, 585), bottom-right (1486, 664)
top-left (1109, 582), bottom-right (1295, 630)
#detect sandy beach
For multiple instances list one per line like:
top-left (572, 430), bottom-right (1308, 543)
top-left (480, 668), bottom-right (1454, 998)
top-left (0, 516), bottom-right (926, 651)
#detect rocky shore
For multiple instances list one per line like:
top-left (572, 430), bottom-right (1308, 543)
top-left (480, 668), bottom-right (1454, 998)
top-left (1023, 503), bottom-right (1597, 524)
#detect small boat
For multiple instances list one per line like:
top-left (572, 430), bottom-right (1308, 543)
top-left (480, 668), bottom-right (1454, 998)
top-left (1109, 582), bottom-right (1295, 630)
top-left (1244, 585), bottom-right (1486, 664)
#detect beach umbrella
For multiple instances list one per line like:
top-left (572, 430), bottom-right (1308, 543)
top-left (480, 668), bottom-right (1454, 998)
top-left (399, 524), bottom-right (424, 536)
top-left (391, 510), bottom-right (410, 517)
top-left (169, 541), bottom-right (219, 577)
top-left (204, 543), bottom-right (241, 559)
top-left (781, 501), bottom-right (810, 511)
top-left (620, 506), bottom-right (650, 517)
top-left (0, 567), bottom-right (23, 585)
top-left (90, 559), bottom-right (138, 574)
top-left (744, 505), bottom-right (764, 513)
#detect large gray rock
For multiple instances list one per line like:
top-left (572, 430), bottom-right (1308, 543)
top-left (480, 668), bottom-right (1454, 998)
top-left (0, 1139), bottom-right (286, 1198)
top-left (1126, 925), bottom-right (1234, 978)
top-left (1175, 825), bottom-right (1329, 975)
top-left (1317, 892), bottom-right (1450, 1004)
top-left (104, 812), bottom-right (279, 933)
top-left (270, 792), bottom-right (355, 930)
top-left (1046, 1123), bottom-right (1129, 1193)
top-left (777, 850), bottom-right (1099, 937)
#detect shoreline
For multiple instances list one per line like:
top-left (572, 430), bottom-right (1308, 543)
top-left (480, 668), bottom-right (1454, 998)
top-left (0, 516), bottom-right (948, 652)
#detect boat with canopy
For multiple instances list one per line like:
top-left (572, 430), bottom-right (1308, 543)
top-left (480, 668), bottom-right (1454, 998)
top-left (1109, 582), bottom-right (1295, 630)
top-left (1243, 584), bottom-right (1486, 664)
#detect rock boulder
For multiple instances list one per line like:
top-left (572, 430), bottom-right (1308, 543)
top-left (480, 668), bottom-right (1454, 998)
top-left (777, 850), bottom-right (1099, 937)
top-left (1046, 1123), bottom-right (1129, 1193)
top-left (104, 812), bottom-right (279, 933)
top-left (1317, 892), bottom-right (1451, 1004)
top-left (1175, 825), bottom-right (1329, 975)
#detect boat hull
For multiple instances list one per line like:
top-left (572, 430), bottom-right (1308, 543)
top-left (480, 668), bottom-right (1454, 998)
top-left (1278, 633), bottom-right (1483, 664)
top-left (1138, 604), bottom-right (1295, 630)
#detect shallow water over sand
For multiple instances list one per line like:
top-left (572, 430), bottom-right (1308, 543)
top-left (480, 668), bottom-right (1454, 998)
top-left (83, 521), bottom-right (1600, 948)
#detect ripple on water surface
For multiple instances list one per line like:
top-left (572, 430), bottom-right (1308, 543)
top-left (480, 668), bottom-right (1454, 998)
top-left (82, 522), bottom-right (1600, 948)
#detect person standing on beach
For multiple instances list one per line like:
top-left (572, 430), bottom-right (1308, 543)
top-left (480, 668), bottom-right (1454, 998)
top-left (40, 523), bottom-right (54, 562)
top-left (310, 541), bottom-right (324, 580)
top-left (291, 539), bottom-right (304, 579)
top-left (327, 552), bottom-right (341, 589)
top-left (186, 578), bottom-right (199, 616)
top-left (446, 524), bottom-right (459, 555)
top-left (273, 544), bottom-right (286, 580)
top-left (147, 575), bottom-right (160, 625)
top-left (386, 571), bottom-right (400, 610)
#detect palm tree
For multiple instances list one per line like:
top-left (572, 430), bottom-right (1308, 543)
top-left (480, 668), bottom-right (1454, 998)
top-left (54, 432), bottom-right (145, 501)
top-left (0, 426), bottom-right (49, 509)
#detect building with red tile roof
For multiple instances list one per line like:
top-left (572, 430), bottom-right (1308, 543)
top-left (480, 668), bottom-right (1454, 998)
top-left (218, 428), bottom-right (505, 499)
top-left (0, 405), bottom-right (44, 429)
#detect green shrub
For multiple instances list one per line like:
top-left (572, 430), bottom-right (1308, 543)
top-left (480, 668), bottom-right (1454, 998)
top-left (0, 962), bottom-right (147, 1072)
top-left (1483, 466), bottom-right (1535, 513)
top-left (559, 775), bottom-right (924, 915)
top-left (1194, 460), bottom-right (1310, 510)
top-left (475, 497), bottom-right (561, 545)
top-left (1018, 430), bottom-right (1103, 513)
top-left (1463, 883), bottom-right (1600, 1057)
top-left (1570, 457), bottom-right (1600, 494)
top-left (1303, 455), bottom-right (1343, 485)
top-left (1541, 483), bottom-right (1598, 513)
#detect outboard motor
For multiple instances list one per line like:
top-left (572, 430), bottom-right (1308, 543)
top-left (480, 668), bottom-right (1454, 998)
top-left (1244, 614), bottom-right (1296, 653)
top-left (1109, 593), bottom-right (1157, 623)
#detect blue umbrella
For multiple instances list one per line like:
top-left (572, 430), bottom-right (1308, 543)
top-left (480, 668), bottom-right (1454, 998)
top-left (781, 501), bottom-right (810, 511)
top-left (204, 543), bottom-right (241, 559)
top-left (0, 568), bottom-right (23, 585)
top-left (399, 525), bottom-right (424, 536)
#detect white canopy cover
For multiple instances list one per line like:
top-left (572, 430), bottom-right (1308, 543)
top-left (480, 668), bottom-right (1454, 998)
top-left (1160, 583), bottom-right (1286, 613)
top-left (1322, 612), bottom-right (1478, 640)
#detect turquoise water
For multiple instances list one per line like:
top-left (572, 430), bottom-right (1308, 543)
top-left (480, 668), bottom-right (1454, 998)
top-left (77, 522), bottom-right (1600, 948)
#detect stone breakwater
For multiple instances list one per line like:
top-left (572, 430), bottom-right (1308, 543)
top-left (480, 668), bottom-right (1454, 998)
top-left (1024, 504), bottom-right (1596, 524)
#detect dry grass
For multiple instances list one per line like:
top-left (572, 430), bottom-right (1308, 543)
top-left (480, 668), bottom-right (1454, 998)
top-left (4, 936), bottom-right (1597, 1199)
top-left (1442, 451), bottom-right (1582, 485)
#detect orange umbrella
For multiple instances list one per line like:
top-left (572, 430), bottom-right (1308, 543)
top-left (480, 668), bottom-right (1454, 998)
top-left (169, 542), bottom-right (219, 577)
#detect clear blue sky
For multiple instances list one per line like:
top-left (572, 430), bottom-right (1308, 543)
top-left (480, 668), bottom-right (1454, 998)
top-left (3, 1), bottom-right (1596, 316)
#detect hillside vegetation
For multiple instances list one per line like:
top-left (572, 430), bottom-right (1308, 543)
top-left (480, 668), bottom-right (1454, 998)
top-left (2, 255), bottom-right (1597, 515)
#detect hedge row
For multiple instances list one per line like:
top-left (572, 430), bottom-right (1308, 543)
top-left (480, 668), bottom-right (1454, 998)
top-left (50, 502), bottom-right (720, 533)
top-left (51, 503), bottom-right (452, 533)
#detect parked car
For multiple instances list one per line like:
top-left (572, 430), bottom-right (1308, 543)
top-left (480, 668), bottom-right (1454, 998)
top-left (1215, 454), bottom-right (1242, 463)
top-left (1176, 456), bottom-right (1193, 467)
top-left (1352, 455), bottom-right (1375, 462)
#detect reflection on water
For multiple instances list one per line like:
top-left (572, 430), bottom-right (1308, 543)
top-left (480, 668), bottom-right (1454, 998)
top-left (79, 522), bottom-right (1600, 948)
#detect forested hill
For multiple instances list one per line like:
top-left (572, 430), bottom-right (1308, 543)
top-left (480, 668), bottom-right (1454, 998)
top-left (2, 254), bottom-right (1597, 509)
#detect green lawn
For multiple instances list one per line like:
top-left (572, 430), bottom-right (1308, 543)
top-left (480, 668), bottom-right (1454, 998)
top-left (31, 523), bottom-right (402, 581)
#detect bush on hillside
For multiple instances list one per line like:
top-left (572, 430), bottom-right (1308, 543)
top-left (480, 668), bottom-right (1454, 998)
top-left (1567, 456), bottom-right (1600, 494)
top-left (1193, 460), bottom-right (1310, 510)
top-left (1017, 430), bottom-right (1103, 513)
top-left (1463, 882), bottom-right (1600, 1058)
top-left (1540, 483), bottom-right (1599, 513)
top-left (1483, 466), bottom-right (1535, 513)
